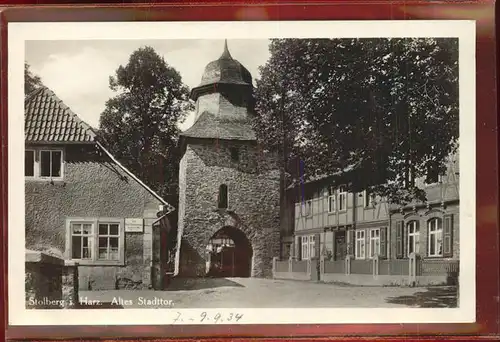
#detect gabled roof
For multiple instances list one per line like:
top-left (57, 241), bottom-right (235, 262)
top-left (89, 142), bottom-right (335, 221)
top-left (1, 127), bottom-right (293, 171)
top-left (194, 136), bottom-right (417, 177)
top-left (24, 86), bottom-right (175, 213)
top-left (25, 86), bottom-right (96, 143)
top-left (95, 141), bottom-right (175, 213)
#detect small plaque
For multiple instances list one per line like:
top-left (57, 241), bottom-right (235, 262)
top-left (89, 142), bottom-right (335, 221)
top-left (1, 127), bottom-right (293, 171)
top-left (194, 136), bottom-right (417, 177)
top-left (125, 218), bottom-right (144, 232)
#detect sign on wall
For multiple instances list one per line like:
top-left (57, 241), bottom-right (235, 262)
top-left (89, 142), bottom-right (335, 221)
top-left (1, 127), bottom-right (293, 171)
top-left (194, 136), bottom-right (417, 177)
top-left (125, 218), bottom-right (144, 232)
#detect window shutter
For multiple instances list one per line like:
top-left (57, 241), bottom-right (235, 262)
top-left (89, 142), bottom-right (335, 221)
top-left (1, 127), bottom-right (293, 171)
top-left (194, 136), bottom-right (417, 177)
top-left (380, 227), bottom-right (387, 258)
top-left (415, 220), bottom-right (420, 256)
top-left (296, 236), bottom-right (301, 260)
top-left (314, 233), bottom-right (321, 258)
top-left (396, 221), bottom-right (403, 259)
top-left (443, 215), bottom-right (454, 257)
top-left (347, 229), bottom-right (355, 256)
top-left (300, 236), bottom-right (304, 260)
top-left (363, 229), bottom-right (371, 258)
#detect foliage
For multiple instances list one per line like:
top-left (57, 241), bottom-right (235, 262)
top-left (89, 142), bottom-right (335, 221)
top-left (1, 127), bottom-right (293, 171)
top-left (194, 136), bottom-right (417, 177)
top-left (98, 46), bottom-right (193, 203)
top-left (254, 38), bottom-right (459, 204)
top-left (25, 62), bottom-right (43, 96)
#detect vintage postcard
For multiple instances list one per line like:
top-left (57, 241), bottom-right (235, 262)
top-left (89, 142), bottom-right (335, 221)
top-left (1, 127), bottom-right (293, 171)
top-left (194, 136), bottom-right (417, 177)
top-left (8, 20), bottom-right (475, 326)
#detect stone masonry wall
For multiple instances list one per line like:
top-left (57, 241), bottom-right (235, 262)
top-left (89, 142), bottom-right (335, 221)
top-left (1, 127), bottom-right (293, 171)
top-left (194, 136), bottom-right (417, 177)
top-left (25, 144), bottom-right (163, 290)
top-left (25, 250), bottom-right (78, 309)
top-left (178, 140), bottom-right (281, 278)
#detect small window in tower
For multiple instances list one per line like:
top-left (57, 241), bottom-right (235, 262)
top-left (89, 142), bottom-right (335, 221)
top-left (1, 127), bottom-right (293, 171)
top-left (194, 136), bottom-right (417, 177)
top-left (230, 147), bottom-right (239, 162)
top-left (218, 184), bottom-right (228, 209)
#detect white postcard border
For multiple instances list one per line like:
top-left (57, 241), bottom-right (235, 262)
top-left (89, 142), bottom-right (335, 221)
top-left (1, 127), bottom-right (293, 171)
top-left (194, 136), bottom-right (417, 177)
top-left (8, 20), bottom-right (476, 326)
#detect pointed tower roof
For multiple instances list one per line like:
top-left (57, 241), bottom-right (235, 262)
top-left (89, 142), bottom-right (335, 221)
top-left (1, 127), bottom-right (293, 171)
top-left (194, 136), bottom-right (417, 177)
top-left (181, 40), bottom-right (256, 141)
top-left (221, 39), bottom-right (232, 59)
top-left (25, 86), bottom-right (96, 143)
top-left (191, 40), bottom-right (253, 100)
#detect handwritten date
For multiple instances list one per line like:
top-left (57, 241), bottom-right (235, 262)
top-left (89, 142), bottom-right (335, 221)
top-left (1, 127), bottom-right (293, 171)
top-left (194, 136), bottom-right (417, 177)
top-left (172, 311), bottom-right (243, 324)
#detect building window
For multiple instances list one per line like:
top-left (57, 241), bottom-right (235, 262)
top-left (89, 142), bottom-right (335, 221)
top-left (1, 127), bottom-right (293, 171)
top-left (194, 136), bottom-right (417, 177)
top-left (230, 147), bottom-right (239, 162)
top-left (25, 150), bottom-right (35, 177)
top-left (428, 218), bottom-right (443, 257)
top-left (301, 235), bottom-right (315, 260)
top-left (301, 236), bottom-right (309, 260)
top-left (328, 187), bottom-right (336, 213)
top-left (71, 222), bottom-right (93, 259)
top-left (407, 220), bottom-right (420, 256)
top-left (40, 150), bottom-right (63, 178)
top-left (306, 200), bottom-right (312, 216)
top-left (369, 228), bottom-right (380, 258)
top-left (309, 235), bottom-right (315, 259)
top-left (426, 164), bottom-right (443, 185)
top-left (66, 218), bottom-right (124, 265)
top-left (218, 184), bottom-right (228, 209)
top-left (355, 230), bottom-right (365, 259)
top-left (301, 199), bottom-right (312, 217)
top-left (25, 148), bottom-right (64, 180)
top-left (338, 186), bottom-right (347, 211)
top-left (363, 190), bottom-right (372, 208)
top-left (403, 160), bottom-right (415, 188)
top-left (98, 223), bottom-right (120, 260)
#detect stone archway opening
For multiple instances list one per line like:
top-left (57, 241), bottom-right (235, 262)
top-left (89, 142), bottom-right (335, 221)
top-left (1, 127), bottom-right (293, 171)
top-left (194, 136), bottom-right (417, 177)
top-left (206, 226), bottom-right (252, 278)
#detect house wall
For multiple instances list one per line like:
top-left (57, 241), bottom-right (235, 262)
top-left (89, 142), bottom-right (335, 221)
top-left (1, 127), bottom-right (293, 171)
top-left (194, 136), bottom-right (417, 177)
top-left (291, 153), bottom-right (460, 264)
top-left (389, 153), bottom-right (460, 260)
top-left (177, 140), bottom-right (281, 278)
top-left (25, 144), bottom-right (164, 290)
top-left (293, 187), bottom-right (389, 232)
top-left (292, 182), bottom-right (390, 260)
top-left (389, 203), bottom-right (460, 261)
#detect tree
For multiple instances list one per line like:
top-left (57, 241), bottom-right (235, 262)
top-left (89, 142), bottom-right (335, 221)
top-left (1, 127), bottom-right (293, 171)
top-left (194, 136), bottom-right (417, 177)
top-left (254, 38), bottom-right (459, 204)
top-left (25, 62), bottom-right (43, 96)
top-left (98, 46), bottom-right (193, 203)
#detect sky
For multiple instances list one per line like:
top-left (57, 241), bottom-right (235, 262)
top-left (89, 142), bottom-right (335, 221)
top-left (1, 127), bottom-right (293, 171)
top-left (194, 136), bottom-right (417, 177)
top-left (25, 39), bottom-right (271, 131)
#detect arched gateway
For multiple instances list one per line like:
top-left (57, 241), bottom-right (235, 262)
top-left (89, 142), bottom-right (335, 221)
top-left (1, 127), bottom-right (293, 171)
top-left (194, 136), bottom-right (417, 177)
top-left (206, 226), bottom-right (252, 278)
top-left (176, 41), bottom-right (281, 278)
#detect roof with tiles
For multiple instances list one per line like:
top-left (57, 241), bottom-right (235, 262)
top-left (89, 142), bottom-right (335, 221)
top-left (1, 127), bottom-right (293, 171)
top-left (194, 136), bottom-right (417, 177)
top-left (25, 86), bottom-right (96, 143)
top-left (181, 111), bottom-right (257, 141)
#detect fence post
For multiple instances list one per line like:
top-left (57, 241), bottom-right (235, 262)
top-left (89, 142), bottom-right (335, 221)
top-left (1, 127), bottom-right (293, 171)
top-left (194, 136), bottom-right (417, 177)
top-left (307, 259), bottom-right (311, 276)
top-left (373, 255), bottom-right (379, 277)
top-left (345, 255), bottom-right (352, 275)
top-left (288, 256), bottom-right (293, 273)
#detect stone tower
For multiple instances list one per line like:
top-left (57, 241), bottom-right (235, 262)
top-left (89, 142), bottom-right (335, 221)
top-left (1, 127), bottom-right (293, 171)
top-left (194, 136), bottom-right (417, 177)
top-left (177, 41), bottom-right (281, 278)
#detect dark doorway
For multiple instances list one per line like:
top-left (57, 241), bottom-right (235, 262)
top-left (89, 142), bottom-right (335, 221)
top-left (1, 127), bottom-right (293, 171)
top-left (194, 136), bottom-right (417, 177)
top-left (206, 226), bottom-right (252, 277)
top-left (335, 231), bottom-right (347, 261)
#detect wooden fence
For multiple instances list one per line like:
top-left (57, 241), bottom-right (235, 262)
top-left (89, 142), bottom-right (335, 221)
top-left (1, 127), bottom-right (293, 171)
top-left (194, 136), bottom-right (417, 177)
top-left (273, 254), bottom-right (459, 286)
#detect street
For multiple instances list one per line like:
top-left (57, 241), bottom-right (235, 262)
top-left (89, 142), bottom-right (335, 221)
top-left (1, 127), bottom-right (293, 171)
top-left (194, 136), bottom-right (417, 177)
top-left (79, 277), bottom-right (458, 309)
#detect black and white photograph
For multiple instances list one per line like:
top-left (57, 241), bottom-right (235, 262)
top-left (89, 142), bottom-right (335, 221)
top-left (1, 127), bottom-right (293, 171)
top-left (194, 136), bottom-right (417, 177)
top-left (8, 21), bottom-right (475, 325)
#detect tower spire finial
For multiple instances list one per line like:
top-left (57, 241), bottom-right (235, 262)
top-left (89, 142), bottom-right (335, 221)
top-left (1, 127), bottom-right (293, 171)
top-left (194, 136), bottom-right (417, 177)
top-left (221, 39), bottom-right (232, 59)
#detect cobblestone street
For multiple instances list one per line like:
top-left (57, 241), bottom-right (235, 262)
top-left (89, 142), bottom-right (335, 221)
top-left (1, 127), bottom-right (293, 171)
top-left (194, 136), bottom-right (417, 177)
top-left (79, 278), bottom-right (458, 309)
